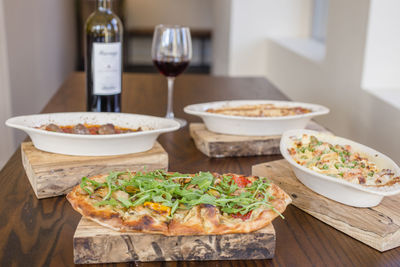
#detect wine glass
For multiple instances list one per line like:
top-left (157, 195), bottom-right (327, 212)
top-left (151, 25), bottom-right (192, 127)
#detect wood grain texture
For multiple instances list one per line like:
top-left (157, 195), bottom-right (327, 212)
top-left (189, 122), bottom-right (328, 158)
top-left (73, 218), bottom-right (275, 264)
top-left (252, 159), bottom-right (400, 252)
top-left (21, 141), bottom-right (168, 199)
top-left (1, 73), bottom-right (400, 267)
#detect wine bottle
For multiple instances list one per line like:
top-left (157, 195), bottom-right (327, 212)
top-left (85, 0), bottom-right (123, 112)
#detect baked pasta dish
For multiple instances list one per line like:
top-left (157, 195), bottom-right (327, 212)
top-left (288, 134), bottom-right (400, 186)
top-left (206, 104), bottom-right (311, 117)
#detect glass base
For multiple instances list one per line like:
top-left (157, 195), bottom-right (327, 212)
top-left (170, 117), bottom-right (187, 128)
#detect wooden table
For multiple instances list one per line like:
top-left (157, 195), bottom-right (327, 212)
top-left (0, 72), bottom-right (399, 266)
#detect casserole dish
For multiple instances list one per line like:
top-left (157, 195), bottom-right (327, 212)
top-left (6, 112), bottom-right (180, 156)
top-left (184, 100), bottom-right (329, 136)
top-left (280, 129), bottom-right (400, 207)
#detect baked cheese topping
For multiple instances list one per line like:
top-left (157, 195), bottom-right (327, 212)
top-left (37, 123), bottom-right (148, 135)
top-left (206, 104), bottom-right (311, 117)
top-left (288, 134), bottom-right (400, 186)
top-left (79, 170), bottom-right (283, 221)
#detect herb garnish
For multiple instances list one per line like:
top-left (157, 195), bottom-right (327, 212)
top-left (80, 170), bottom-right (282, 219)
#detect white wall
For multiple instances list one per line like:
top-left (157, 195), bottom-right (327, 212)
top-left (124, 0), bottom-right (213, 29)
top-left (264, 0), bottom-right (400, 163)
top-left (211, 0), bottom-right (232, 75)
top-left (0, 0), bottom-right (13, 168)
top-left (212, 0), bottom-right (312, 76)
top-left (1, 0), bottom-right (76, 167)
top-left (214, 0), bottom-right (400, 163)
top-left (222, 0), bottom-right (400, 162)
top-left (362, 0), bottom-right (400, 90)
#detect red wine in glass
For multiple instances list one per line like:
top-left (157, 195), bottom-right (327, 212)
top-left (151, 25), bottom-right (192, 127)
top-left (153, 59), bottom-right (189, 77)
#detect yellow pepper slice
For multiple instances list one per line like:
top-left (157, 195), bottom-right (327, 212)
top-left (144, 202), bottom-right (171, 216)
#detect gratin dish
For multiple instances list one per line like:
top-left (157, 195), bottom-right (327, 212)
top-left (184, 100), bottom-right (329, 136)
top-left (280, 129), bottom-right (400, 207)
top-left (6, 112), bottom-right (180, 156)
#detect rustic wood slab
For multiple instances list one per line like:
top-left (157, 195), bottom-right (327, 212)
top-left (21, 141), bottom-right (168, 199)
top-left (189, 122), bottom-right (328, 158)
top-left (252, 159), bottom-right (400, 252)
top-left (73, 217), bottom-right (275, 264)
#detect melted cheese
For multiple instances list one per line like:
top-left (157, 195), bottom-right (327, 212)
top-left (206, 104), bottom-right (311, 117)
top-left (290, 134), bottom-right (399, 186)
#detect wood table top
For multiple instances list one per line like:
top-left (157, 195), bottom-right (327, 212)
top-left (0, 72), bottom-right (399, 266)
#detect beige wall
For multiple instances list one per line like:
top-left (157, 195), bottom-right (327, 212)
top-left (1, 0), bottom-right (77, 168)
top-left (124, 0), bottom-right (213, 29)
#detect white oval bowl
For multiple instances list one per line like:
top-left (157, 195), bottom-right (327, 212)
top-left (6, 112), bottom-right (180, 156)
top-left (280, 129), bottom-right (400, 207)
top-left (184, 100), bottom-right (329, 136)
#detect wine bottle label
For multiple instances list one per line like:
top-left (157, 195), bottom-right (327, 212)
top-left (93, 42), bottom-right (122, 95)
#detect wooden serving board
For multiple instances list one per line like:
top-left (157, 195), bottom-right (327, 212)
top-left (252, 159), bottom-right (400, 252)
top-left (73, 217), bottom-right (275, 264)
top-left (189, 122), bottom-right (327, 158)
top-left (21, 142), bottom-right (168, 199)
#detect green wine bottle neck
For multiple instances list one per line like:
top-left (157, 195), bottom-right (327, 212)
top-left (97, 0), bottom-right (111, 11)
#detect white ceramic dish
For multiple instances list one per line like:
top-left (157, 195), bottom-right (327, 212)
top-left (184, 100), bottom-right (329, 136)
top-left (6, 112), bottom-right (180, 156)
top-left (280, 129), bottom-right (400, 207)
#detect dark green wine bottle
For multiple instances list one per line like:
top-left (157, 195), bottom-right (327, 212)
top-left (85, 0), bottom-right (123, 112)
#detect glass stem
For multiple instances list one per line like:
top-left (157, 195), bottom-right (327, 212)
top-left (166, 77), bottom-right (175, 119)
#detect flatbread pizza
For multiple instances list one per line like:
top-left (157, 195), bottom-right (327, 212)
top-left (67, 170), bottom-right (291, 236)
